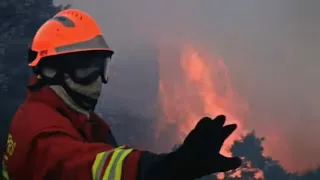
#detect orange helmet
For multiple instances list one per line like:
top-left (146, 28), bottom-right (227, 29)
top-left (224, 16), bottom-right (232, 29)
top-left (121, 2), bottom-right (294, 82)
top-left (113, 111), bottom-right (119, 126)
top-left (28, 9), bottom-right (113, 67)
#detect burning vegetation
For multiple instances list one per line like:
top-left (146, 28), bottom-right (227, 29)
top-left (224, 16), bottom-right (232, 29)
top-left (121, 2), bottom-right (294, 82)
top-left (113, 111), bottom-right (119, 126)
top-left (157, 44), bottom-right (320, 179)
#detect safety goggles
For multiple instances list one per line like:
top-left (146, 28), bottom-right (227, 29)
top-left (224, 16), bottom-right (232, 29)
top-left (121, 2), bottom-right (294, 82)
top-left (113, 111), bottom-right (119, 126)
top-left (65, 55), bottom-right (112, 85)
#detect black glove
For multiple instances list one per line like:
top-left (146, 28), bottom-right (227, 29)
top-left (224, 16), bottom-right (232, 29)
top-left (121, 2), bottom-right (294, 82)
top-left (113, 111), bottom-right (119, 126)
top-left (140, 115), bottom-right (242, 180)
top-left (177, 115), bottom-right (242, 179)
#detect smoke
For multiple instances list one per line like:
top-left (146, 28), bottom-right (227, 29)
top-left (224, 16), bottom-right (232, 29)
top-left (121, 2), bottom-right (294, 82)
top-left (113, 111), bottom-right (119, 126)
top-left (54, 0), bottom-right (320, 173)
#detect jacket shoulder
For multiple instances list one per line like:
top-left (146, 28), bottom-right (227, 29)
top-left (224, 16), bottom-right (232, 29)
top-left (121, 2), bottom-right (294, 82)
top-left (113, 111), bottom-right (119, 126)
top-left (5, 101), bottom-right (82, 175)
top-left (8, 100), bottom-right (84, 149)
top-left (11, 101), bottom-right (78, 137)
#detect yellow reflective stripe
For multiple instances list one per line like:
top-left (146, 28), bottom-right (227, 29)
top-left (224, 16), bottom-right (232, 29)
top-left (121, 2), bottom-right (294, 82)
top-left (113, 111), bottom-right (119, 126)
top-left (115, 149), bottom-right (133, 180)
top-left (92, 152), bottom-right (104, 179)
top-left (102, 149), bottom-right (120, 180)
top-left (2, 167), bottom-right (9, 180)
top-left (117, 145), bottom-right (125, 149)
top-left (92, 149), bottom-right (114, 180)
top-left (92, 146), bottom-right (126, 180)
top-left (102, 148), bottom-right (133, 180)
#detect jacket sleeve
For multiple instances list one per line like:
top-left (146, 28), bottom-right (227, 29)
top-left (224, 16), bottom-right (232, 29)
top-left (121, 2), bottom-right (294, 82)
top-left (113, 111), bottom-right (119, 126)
top-left (28, 130), bottom-right (141, 180)
top-left (136, 149), bottom-right (194, 180)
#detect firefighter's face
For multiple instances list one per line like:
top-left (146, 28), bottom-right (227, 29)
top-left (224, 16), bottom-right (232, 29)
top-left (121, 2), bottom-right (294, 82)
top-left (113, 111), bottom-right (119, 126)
top-left (64, 74), bottom-right (103, 100)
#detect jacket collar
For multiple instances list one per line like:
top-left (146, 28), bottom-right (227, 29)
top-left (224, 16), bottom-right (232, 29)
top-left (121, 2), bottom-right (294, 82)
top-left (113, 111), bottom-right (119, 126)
top-left (28, 84), bottom-right (89, 129)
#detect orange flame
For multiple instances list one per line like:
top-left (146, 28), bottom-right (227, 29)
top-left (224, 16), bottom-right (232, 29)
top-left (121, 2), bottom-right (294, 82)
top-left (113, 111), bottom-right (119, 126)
top-left (158, 43), bottom-right (248, 156)
top-left (228, 160), bottom-right (265, 179)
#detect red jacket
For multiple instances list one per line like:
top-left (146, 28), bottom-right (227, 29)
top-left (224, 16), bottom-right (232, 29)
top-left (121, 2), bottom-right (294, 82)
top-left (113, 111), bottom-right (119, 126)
top-left (2, 86), bottom-right (142, 180)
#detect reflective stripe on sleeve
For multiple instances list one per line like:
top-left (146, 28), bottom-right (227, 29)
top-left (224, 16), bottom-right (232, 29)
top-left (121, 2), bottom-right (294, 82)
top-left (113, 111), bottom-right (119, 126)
top-left (102, 148), bottom-right (133, 180)
top-left (2, 158), bottom-right (9, 180)
top-left (92, 146), bottom-right (132, 180)
top-left (92, 149), bottom-right (114, 180)
top-left (2, 169), bottom-right (9, 180)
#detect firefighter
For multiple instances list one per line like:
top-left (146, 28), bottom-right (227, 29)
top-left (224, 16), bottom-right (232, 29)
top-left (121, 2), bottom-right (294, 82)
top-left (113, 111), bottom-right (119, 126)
top-left (2, 9), bottom-right (242, 180)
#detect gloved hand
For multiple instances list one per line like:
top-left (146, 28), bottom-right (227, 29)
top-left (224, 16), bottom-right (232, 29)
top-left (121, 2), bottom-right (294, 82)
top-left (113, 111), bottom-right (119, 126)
top-left (175, 115), bottom-right (242, 179)
top-left (141, 115), bottom-right (242, 180)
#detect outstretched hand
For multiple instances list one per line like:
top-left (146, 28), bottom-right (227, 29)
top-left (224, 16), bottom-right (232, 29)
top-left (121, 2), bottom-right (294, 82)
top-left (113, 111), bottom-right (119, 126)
top-left (179, 115), bottom-right (242, 178)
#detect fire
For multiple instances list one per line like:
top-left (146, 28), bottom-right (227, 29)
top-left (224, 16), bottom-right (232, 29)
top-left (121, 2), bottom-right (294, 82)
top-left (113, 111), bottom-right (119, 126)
top-left (158, 43), bottom-right (248, 156)
top-left (156, 43), bottom-right (320, 177)
top-left (228, 160), bottom-right (265, 180)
